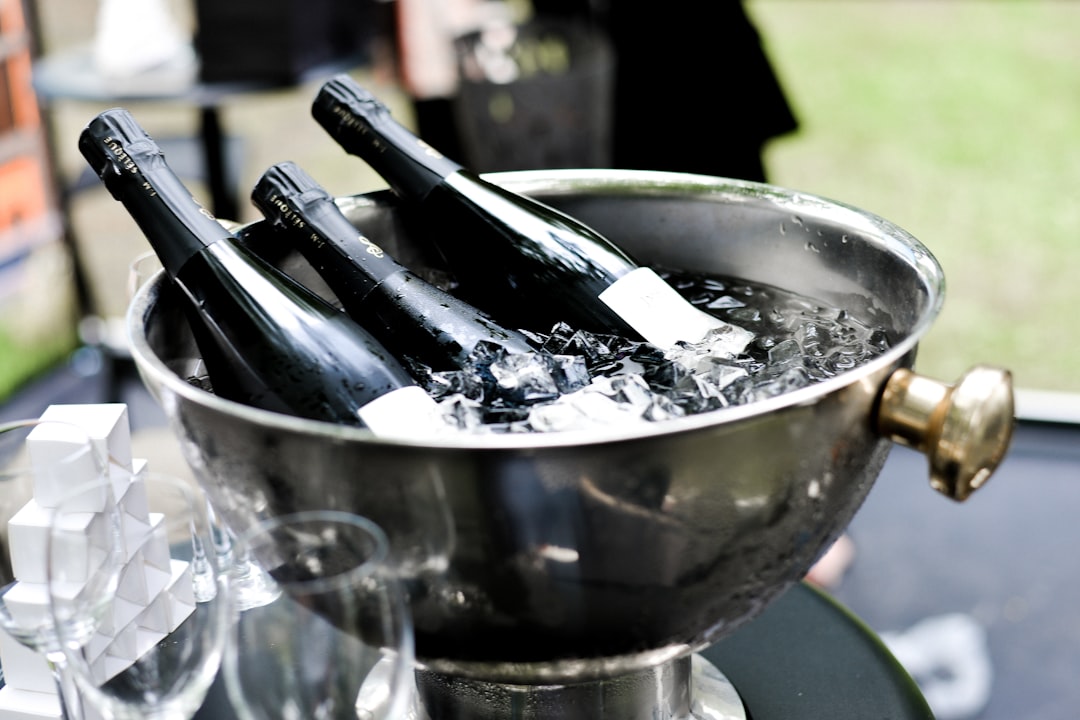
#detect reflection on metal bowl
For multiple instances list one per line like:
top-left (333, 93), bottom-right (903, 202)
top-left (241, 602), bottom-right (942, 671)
top-left (126, 169), bottom-right (1013, 684)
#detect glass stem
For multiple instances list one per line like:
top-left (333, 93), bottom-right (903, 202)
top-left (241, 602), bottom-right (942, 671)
top-left (47, 654), bottom-right (84, 720)
top-left (206, 499), bottom-right (278, 610)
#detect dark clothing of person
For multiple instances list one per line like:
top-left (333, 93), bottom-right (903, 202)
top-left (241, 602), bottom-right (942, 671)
top-left (412, 2), bottom-right (798, 183)
top-left (601, 3), bottom-right (798, 181)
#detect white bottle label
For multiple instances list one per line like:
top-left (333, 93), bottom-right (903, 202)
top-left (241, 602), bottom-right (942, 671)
top-left (598, 267), bottom-right (753, 352)
top-left (357, 385), bottom-right (448, 438)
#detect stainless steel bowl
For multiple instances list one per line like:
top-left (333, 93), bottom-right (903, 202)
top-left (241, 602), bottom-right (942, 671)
top-left (127, 170), bottom-right (1013, 683)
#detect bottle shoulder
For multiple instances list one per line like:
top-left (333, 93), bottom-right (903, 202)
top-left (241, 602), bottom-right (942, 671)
top-left (426, 172), bottom-right (638, 276)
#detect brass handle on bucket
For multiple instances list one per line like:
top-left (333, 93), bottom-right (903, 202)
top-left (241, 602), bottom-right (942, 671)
top-left (876, 365), bottom-right (1015, 502)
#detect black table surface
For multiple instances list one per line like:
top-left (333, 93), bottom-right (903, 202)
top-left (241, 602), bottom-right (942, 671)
top-left (189, 582), bottom-right (932, 720)
top-left (706, 583), bottom-right (933, 719)
top-left (829, 419), bottom-right (1080, 720)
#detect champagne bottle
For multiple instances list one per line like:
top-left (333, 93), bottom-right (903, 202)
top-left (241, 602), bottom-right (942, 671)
top-left (251, 161), bottom-right (534, 373)
top-left (311, 74), bottom-right (750, 353)
top-left (80, 107), bottom-right (438, 434)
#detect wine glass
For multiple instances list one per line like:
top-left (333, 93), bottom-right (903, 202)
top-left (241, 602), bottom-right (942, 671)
top-left (223, 511), bottom-right (416, 720)
top-left (128, 249), bottom-right (278, 612)
top-left (48, 471), bottom-right (229, 720)
top-left (0, 417), bottom-right (114, 720)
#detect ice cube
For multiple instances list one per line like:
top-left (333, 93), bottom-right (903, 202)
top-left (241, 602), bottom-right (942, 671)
top-left (706, 295), bottom-right (746, 310)
top-left (607, 374), bottom-right (654, 411)
top-left (766, 339), bottom-right (802, 368)
top-left (438, 394), bottom-right (485, 432)
top-left (426, 369), bottom-right (486, 402)
top-left (548, 354), bottom-right (590, 394)
top-left (488, 353), bottom-right (560, 406)
top-left (753, 367), bottom-right (812, 401)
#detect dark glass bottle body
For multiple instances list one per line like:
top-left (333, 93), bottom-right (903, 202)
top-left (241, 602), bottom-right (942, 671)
top-left (80, 108), bottom-right (416, 427)
top-left (311, 74), bottom-right (642, 338)
top-left (251, 161), bottom-right (534, 373)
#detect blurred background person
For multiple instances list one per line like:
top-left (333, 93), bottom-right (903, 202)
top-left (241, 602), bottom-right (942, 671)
top-left (393, 0), bottom-right (493, 163)
top-left (391, 0), bottom-right (799, 181)
top-left (590, 1), bottom-right (799, 182)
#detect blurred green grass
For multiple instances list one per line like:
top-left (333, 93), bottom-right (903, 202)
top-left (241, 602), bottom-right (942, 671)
top-left (750, 1), bottom-right (1080, 391)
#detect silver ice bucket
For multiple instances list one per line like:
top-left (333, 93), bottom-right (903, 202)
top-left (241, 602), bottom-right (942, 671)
top-left (127, 169), bottom-right (1012, 684)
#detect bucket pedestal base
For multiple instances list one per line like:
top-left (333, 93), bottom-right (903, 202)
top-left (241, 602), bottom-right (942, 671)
top-left (412, 653), bottom-right (746, 720)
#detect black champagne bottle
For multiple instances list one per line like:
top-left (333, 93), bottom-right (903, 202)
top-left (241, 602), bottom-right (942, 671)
top-left (80, 107), bottom-right (437, 433)
top-left (251, 161), bottom-right (534, 372)
top-left (311, 74), bottom-right (747, 352)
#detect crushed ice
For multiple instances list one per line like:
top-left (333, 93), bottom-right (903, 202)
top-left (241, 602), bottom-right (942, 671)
top-left (186, 269), bottom-right (893, 435)
top-left (413, 270), bottom-right (892, 434)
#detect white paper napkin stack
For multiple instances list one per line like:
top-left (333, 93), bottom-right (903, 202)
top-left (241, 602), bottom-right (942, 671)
top-left (0, 405), bottom-right (196, 720)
